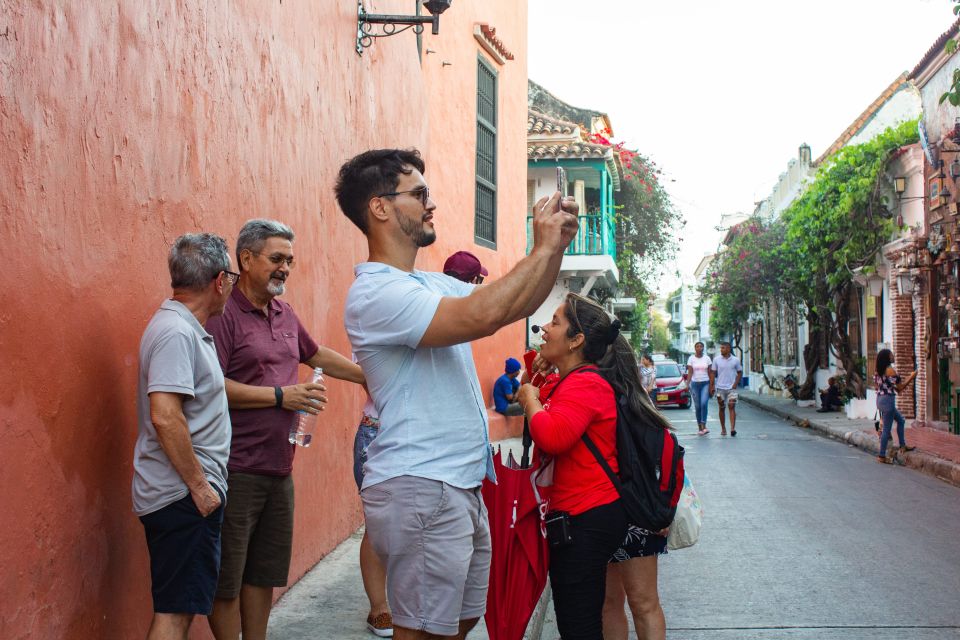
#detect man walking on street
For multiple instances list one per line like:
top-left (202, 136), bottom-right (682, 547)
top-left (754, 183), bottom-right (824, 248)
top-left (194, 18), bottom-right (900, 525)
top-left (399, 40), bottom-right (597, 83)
top-left (133, 233), bottom-right (237, 640)
top-left (335, 148), bottom-right (578, 640)
top-left (205, 219), bottom-right (364, 640)
top-left (711, 341), bottom-right (743, 437)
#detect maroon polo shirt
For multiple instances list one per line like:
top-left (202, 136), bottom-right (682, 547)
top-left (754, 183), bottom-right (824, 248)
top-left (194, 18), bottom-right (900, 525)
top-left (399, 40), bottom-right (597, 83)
top-left (206, 286), bottom-right (319, 476)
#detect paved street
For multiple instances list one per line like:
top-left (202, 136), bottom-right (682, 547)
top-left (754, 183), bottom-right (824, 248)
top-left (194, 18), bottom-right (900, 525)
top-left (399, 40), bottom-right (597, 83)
top-left (274, 402), bottom-right (960, 639)
top-left (542, 401), bottom-right (960, 639)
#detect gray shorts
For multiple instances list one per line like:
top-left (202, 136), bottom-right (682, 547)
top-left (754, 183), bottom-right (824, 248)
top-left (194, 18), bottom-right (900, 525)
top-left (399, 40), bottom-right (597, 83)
top-left (361, 476), bottom-right (491, 636)
top-left (716, 388), bottom-right (739, 404)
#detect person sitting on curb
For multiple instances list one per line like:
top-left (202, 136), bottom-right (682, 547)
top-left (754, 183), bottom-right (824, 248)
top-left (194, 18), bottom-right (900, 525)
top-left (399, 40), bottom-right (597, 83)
top-left (817, 377), bottom-right (843, 413)
top-left (493, 358), bottom-right (524, 416)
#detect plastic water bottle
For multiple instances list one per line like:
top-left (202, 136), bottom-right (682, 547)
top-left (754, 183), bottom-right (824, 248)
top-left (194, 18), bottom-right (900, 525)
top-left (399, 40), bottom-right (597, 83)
top-left (289, 367), bottom-right (323, 447)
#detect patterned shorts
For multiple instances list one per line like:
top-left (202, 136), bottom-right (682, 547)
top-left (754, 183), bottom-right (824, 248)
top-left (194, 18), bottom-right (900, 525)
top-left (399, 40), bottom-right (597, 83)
top-left (609, 524), bottom-right (668, 563)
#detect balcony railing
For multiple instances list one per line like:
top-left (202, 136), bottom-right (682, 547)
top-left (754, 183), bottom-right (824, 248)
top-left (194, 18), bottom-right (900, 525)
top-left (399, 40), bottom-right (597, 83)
top-left (526, 210), bottom-right (617, 260)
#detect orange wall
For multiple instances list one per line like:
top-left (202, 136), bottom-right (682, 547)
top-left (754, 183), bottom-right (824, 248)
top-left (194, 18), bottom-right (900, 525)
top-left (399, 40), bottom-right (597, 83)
top-left (0, 2), bottom-right (527, 639)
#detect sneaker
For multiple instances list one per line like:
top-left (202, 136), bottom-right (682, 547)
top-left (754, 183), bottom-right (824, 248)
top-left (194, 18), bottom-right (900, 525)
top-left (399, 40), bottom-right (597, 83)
top-left (900, 445), bottom-right (916, 453)
top-left (367, 612), bottom-right (394, 638)
top-left (877, 455), bottom-right (892, 464)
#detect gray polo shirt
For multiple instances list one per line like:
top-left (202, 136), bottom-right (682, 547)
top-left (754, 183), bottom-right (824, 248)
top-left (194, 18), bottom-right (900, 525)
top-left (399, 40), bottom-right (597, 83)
top-left (712, 354), bottom-right (743, 390)
top-left (132, 299), bottom-right (231, 516)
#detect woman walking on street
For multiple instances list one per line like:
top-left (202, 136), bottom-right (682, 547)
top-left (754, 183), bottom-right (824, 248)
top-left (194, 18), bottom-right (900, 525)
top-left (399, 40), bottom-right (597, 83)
top-left (686, 342), bottom-right (713, 435)
top-left (639, 354), bottom-right (657, 397)
top-left (517, 293), bottom-right (633, 640)
top-left (874, 348), bottom-right (917, 464)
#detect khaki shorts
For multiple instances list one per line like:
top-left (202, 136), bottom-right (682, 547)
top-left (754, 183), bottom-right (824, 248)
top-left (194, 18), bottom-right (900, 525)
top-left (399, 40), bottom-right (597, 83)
top-left (716, 388), bottom-right (739, 404)
top-left (361, 476), bottom-right (491, 636)
top-left (216, 472), bottom-right (294, 599)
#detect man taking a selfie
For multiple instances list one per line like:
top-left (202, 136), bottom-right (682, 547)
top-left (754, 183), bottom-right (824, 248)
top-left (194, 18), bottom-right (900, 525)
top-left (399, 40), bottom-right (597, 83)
top-left (335, 148), bottom-right (578, 640)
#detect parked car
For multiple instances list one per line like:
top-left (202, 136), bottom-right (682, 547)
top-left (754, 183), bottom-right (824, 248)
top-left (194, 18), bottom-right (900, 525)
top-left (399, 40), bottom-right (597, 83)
top-left (652, 360), bottom-right (690, 409)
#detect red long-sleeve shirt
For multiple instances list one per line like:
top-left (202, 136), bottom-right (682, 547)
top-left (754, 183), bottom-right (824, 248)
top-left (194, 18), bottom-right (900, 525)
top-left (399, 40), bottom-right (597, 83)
top-left (530, 370), bottom-right (619, 516)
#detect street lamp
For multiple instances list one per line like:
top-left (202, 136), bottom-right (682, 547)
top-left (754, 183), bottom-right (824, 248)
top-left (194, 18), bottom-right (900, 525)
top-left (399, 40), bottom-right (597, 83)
top-left (356, 0), bottom-right (453, 55)
top-left (897, 273), bottom-right (915, 295)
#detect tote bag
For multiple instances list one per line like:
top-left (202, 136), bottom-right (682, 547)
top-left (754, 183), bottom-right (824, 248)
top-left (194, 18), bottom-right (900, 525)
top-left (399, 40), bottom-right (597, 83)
top-left (666, 474), bottom-right (703, 550)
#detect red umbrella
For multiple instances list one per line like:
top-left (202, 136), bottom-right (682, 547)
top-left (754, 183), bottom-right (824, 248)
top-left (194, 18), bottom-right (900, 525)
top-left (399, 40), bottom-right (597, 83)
top-left (481, 435), bottom-right (551, 640)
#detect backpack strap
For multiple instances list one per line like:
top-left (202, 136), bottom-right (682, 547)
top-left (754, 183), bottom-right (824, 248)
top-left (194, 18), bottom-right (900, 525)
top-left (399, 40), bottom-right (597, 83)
top-left (581, 432), bottom-right (623, 495)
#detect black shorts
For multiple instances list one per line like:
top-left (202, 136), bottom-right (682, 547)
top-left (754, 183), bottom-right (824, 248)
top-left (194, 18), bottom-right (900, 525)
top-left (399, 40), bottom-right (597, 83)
top-left (140, 490), bottom-right (225, 614)
top-left (610, 524), bottom-right (668, 562)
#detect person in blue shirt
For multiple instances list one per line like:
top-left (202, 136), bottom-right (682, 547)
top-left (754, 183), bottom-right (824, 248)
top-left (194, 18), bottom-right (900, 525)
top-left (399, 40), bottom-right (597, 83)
top-left (494, 357), bottom-right (523, 416)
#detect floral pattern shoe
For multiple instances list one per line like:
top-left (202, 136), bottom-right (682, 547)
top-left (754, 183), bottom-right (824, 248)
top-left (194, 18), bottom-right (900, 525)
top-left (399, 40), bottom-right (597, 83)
top-left (367, 612), bottom-right (394, 638)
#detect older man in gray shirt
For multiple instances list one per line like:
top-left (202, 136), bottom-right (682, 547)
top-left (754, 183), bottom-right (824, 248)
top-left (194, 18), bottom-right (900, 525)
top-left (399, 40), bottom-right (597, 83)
top-left (132, 233), bottom-right (238, 640)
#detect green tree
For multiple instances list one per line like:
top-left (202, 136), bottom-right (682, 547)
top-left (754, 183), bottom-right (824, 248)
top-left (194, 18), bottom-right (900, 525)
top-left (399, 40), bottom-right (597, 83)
top-left (941, 3), bottom-right (960, 106)
top-left (584, 130), bottom-right (684, 338)
top-left (704, 120), bottom-right (919, 400)
top-left (648, 313), bottom-right (671, 353)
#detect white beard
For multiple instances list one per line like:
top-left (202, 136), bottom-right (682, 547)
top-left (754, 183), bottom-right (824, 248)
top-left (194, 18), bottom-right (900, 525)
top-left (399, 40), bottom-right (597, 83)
top-left (267, 279), bottom-right (286, 296)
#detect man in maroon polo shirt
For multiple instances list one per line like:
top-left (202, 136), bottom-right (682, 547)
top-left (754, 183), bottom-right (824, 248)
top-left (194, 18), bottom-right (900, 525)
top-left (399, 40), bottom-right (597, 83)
top-left (205, 219), bottom-right (364, 640)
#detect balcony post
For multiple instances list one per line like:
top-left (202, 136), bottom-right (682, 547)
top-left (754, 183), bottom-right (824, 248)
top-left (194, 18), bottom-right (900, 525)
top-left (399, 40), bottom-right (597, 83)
top-left (601, 170), bottom-right (608, 254)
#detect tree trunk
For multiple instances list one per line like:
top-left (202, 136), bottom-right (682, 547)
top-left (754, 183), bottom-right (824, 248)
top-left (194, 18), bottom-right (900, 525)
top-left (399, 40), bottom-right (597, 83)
top-left (797, 307), bottom-right (821, 400)
top-left (831, 282), bottom-right (865, 398)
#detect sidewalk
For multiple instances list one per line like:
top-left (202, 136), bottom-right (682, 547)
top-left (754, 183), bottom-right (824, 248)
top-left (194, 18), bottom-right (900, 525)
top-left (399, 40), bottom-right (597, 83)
top-left (269, 437), bottom-right (551, 640)
top-left (739, 389), bottom-right (960, 487)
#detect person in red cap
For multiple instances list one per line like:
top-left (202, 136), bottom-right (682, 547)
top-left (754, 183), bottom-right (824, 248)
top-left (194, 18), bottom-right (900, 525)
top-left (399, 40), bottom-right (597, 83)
top-left (443, 251), bottom-right (488, 284)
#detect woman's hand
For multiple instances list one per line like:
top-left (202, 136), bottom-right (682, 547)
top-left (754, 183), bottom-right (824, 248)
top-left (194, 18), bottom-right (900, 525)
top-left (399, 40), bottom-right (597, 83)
top-left (516, 383), bottom-right (541, 413)
top-left (532, 353), bottom-right (554, 376)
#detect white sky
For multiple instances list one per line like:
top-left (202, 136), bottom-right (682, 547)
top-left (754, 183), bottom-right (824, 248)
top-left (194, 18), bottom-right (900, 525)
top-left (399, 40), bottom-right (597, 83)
top-left (528, 0), bottom-right (954, 294)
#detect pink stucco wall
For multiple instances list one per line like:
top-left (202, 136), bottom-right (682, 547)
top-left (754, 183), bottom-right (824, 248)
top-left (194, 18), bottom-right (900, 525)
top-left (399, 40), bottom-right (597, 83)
top-left (0, 1), bottom-right (527, 637)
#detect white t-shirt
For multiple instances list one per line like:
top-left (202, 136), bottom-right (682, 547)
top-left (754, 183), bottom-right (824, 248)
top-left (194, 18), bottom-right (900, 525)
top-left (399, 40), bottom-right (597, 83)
top-left (686, 354), bottom-right (713, 382)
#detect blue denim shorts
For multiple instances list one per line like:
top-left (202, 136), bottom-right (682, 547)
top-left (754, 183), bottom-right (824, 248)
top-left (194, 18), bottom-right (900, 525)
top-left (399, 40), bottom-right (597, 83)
top-left (353, 421), bottom-right (380, 491)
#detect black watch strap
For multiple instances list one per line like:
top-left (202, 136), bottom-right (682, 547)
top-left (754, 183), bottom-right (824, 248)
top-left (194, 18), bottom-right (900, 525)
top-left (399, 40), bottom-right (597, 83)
top-left (274, 386), bottom-right (284, 409)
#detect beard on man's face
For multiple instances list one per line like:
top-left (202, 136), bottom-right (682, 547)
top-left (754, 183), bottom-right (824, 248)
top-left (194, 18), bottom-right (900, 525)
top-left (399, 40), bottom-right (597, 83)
top-left (266, 271), bottom-right (287, 296)
top-left (397, 210), bottom-right (436, 248)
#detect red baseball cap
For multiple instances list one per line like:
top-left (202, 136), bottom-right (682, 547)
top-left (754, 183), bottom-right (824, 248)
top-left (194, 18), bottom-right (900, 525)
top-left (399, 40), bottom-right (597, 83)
top-left (443, 251), bottom-right (489, 282)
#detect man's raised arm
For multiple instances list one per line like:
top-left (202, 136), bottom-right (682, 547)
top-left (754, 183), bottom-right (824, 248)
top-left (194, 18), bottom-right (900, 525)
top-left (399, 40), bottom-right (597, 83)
top-left (419, 193), bottom-right (578, 348)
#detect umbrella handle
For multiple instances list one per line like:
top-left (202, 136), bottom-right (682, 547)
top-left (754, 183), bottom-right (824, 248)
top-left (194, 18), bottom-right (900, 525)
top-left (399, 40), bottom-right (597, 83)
top-left (520, 417), bottom-right (532, 469)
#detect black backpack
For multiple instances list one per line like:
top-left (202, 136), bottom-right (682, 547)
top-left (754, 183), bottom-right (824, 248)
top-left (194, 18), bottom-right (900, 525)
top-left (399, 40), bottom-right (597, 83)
top-left (579, 371), bottom-right (685, 532)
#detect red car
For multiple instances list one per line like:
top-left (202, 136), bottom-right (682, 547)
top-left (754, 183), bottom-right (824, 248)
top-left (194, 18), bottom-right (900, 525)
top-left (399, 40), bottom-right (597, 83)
top-left (653, 361), bottom-right (690, 409)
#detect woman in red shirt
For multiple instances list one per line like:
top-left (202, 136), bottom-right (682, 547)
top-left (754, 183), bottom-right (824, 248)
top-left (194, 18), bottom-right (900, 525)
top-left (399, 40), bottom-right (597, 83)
top-left (517, 293), bottom-right (641, 639)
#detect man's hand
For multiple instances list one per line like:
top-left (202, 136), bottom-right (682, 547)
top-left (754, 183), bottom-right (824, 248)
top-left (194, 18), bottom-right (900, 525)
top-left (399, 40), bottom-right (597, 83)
top-left (530, 192), bottom-right (579, 257)
top-left (558, 195), bottom-right (580, 245)
top-left (190, 481), bottom-right (222, 517)
top-left (281, 382), bottom-right (327, 414)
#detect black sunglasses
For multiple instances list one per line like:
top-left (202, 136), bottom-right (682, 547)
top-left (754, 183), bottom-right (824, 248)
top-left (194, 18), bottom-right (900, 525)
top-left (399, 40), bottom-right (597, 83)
top-left (222, 270), bottom-right (240, 285)
top-left (378, 186), bottom-right (430, 206)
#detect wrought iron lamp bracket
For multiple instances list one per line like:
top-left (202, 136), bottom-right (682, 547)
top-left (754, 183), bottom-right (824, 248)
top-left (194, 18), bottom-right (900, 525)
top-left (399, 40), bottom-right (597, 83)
top-left (356, 1), bottom-right (439, 55)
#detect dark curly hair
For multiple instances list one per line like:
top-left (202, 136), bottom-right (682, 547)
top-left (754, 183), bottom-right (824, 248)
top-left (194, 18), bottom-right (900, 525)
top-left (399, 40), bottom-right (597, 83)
top-left (334, 148), bottom-right (426, 235)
